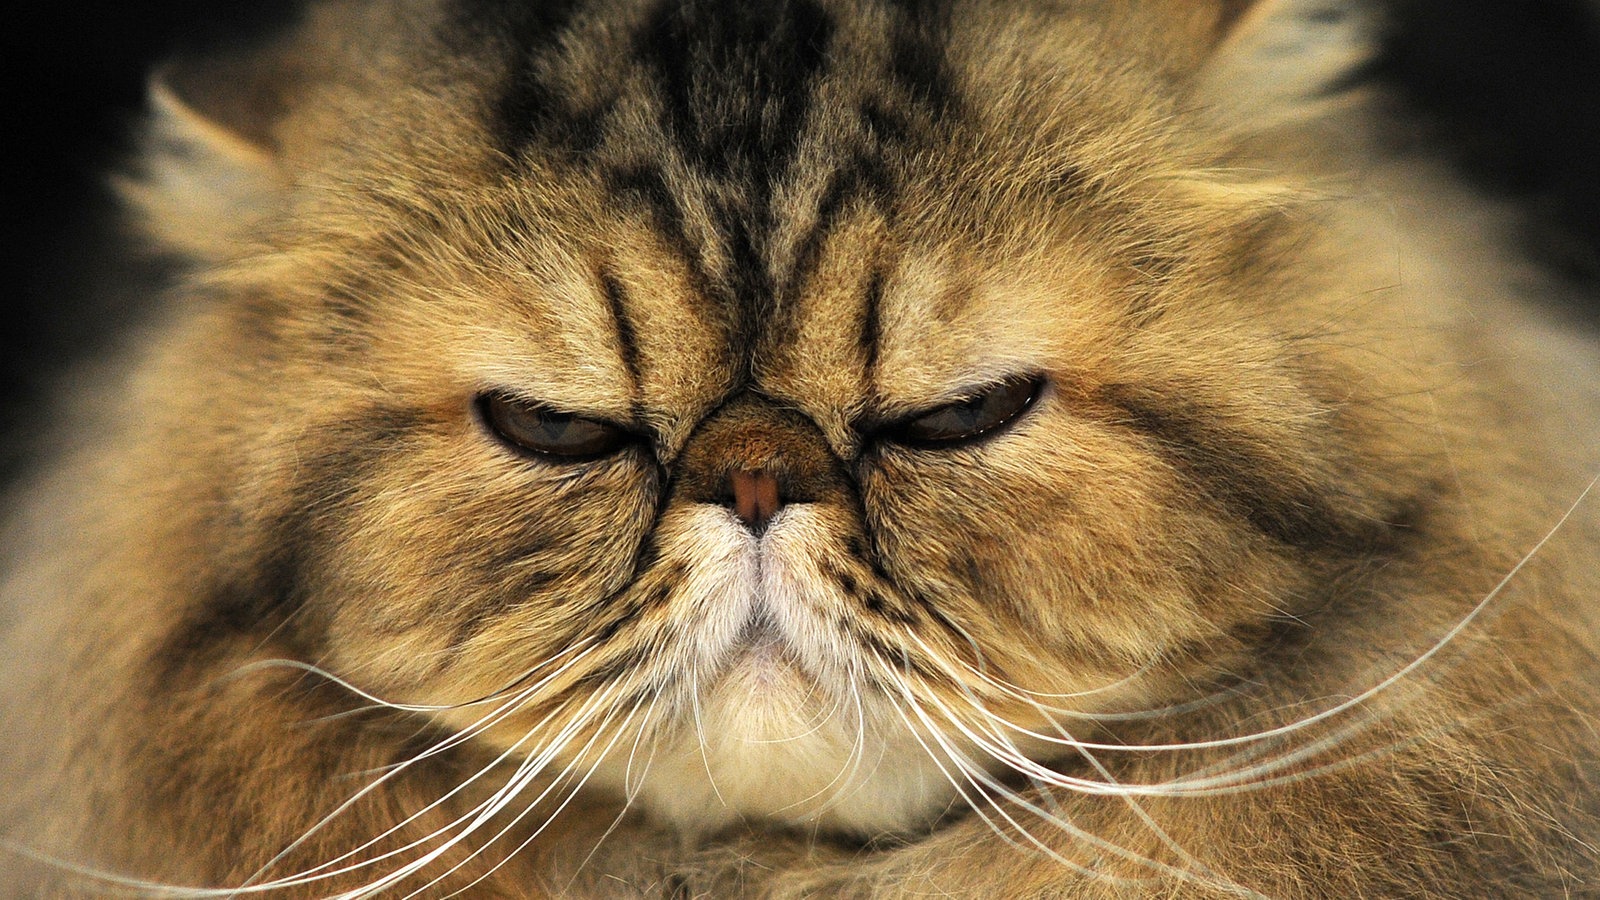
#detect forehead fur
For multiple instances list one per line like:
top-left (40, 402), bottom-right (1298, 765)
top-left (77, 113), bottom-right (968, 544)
top-left (207, 0), bottom-right (1319, 424)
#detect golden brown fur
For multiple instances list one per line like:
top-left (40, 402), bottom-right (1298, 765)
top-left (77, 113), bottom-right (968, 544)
top-left (4, 0), bottom-right (1600, 896)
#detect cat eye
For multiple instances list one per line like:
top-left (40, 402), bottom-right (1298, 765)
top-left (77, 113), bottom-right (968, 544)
top-left (882, 376), bottom-right (1044, 448)
top-left (476, 391), bottom-right (634, 459)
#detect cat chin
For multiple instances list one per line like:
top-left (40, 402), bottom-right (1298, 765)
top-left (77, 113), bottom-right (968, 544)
top-left (572, 506), bottom-right (1004, 836)
top-left (583, 663), bottom-right (976, 837)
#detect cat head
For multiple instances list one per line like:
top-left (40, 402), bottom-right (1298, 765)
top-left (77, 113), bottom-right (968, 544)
top-left (128, 0), bottom-right (1426, 836)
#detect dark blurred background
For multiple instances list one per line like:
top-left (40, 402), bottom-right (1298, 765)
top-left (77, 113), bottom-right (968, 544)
top-left (3, 0), bottom-right (1600, 478)
top-left (1372, 0), bottom-right (1600, 281)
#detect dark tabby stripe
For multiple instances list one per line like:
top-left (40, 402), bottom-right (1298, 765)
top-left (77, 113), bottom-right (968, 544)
top-left (602, 164), bottom-right (712, 296)
top-left (633, 0), bottom-right (834, 179)
top-left (598, 266), bottom-right (645, 407)
top-left (1100, 384), bottom-right (1402, 555)
top-left (860, 265), bottom-right (886, 392)
top-left (445, 0), bottom-right (597, 157)
top-left (633, 0), bottom-right (837, 376)
top-left (151, 406), bottom-right (422, 679)
top-left (468, 0), bottom-right (958, 389)
top-left (885, 8), bottom-right (957, 119)
top-left (773, 152), bottom-right (897, 338)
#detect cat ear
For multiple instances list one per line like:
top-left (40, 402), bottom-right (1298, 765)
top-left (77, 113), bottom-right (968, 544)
top-left (1173, 0), bottom-right (1273, 43)
top-left (152, 48), bottom-right (294, 165)
top-left (1159, 0), bottom-right (1370, 120)
top-left (119, 38), bottom-right (303, 263)
top-left (1147, 0), bottom-right (1287, 70)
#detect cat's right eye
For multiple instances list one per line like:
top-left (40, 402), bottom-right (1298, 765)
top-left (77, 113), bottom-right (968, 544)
top-left (476, 392), bottom-right (633, 460)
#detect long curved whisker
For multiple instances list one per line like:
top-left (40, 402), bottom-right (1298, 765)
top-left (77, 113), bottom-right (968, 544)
top-left (562, 687), bottom-right (669, 893)
top-left (893, 475), bottom-right (1594, 761)
top-left (686, 662), bottom-right (727, 810)
top-left (894, 654), bottom-right (1253, 894)
top-left (759, 661), bottom-right (878, 819)
top-left (233, 679), bottom-right (625, 897)
top-left (929, 616), bottom-right (1172, 713)
top-left (928, 652), bottom-right (1238, 890)
top-left (317, 679), bottom-right (634, 898)
top-left (421, 683), bottom-right (655, 900)
top-left (229, 639), bottom-right (596, 718)
top-left (868, 647), bottom-right (1231, 891)
top-left (235, 643), bottom-right (604, 890)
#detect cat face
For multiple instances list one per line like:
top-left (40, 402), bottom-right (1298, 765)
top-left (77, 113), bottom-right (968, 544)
top-left (148, 0), bottom-right (1417, 836)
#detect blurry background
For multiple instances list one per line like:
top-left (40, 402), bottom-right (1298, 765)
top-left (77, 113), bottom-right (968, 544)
top-left (3, 0), bottom-right (1600, 479)
top-left (1374, 0), bottom-right (1600, 280)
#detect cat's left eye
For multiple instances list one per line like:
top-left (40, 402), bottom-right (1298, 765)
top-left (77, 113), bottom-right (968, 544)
top-left (476, 392), bottom-right (633, 460)
top-left (881, 377), bottom-right (1045, 448)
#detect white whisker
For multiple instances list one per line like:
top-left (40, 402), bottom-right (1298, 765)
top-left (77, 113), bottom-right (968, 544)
top-left (891, 474), bottom-right (1596, 766)
top-left (928, 648), bottom-right (1237, 891)
top-left (308, 678), bottom-right (633, 899)
top-left (228, 639), bottom-right (595, 718)
top-left (686, 662), bottom-right (728, 811)
top-left (562, 688), bottom-right (669, 893)
top-left (233, 643), bottom-right (606, 892)
top-left (876, 661), bottom-right (1173, 891)
top-left (421, 684), bottom-right (653, 900)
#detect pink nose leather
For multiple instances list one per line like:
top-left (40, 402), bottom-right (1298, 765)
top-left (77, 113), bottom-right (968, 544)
top-left (729, 469), bottom-right (782, 532)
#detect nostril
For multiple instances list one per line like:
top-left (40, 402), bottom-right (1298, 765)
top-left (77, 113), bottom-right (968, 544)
top-left (728, 469), bottom-right (783, 534)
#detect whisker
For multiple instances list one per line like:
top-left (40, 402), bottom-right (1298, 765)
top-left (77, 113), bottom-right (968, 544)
top-left (893, 475), bottom-right (1595, 760)
top-left (228, 639), bottom-right (595, 718)
top-left (563, 688), bottom-right (669, 893)
top-left (932, 617), bottom-right (1167, 712)
top-left (872, 648), bottom-right (1184, 881)
top-left (420, 683), bottom-right (653, 900)
top-left (934, 657), bottom-right (1238, 891)
top-left (260, 689), bottom-right (564, 891)
top-left (761, 663), bottom-right (876, 819)
top-left (235, 644), bottom-right (605, 890)
top-left (310, 678), bottom-right (634, 898)
top-left (26, 650), bottom-right (620, 899)
top-left (687, 661), bottom-right (728, 810)
top-left (876, 663), bottom-right (1173, 891)
top-left (345, 642), bottom-right (608, 780)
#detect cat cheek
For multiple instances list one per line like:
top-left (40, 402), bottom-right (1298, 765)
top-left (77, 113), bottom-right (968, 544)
top-left (317, 453), bottom-right (661, 693)
top-left (858, 415), bottom-right (1252, 680)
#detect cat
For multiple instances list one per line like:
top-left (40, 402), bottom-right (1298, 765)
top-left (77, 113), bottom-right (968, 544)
top-left (3, 0), bottom-right (1600, 895)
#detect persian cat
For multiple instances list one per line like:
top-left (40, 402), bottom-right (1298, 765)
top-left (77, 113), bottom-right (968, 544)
top-left (3, 0), bottom-right (1600, 896)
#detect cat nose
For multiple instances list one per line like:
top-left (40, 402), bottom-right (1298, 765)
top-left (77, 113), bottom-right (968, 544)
top-left (673, 392), bottom-right (842, 531)
top-left (728, 469), bottom-right (783, 534)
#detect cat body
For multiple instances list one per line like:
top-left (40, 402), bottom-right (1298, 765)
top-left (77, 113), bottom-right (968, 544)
top-left (3, 0), bottom-right (1600, 896)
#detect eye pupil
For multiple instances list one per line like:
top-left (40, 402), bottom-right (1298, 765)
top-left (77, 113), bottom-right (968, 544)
top-left (536, 417), bottom-right (571, 444)
top-left (952, 398), bottom-right (985, 430)
top-left (477, 392), bottom-right (631, 460)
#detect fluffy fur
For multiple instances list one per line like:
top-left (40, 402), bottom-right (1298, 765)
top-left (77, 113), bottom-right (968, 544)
top-left (4, 0), bottom-right (1600, 896)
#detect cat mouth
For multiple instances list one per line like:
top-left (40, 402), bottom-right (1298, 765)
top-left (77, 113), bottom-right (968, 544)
top-left (659, 505), bottom-right (866, 705)
top-left (709, 605), bottom-right (810, 690)
top-left (732, 608), bottom-right (785, 655)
